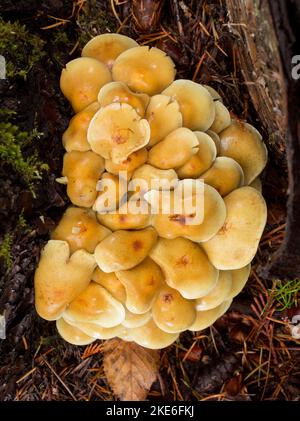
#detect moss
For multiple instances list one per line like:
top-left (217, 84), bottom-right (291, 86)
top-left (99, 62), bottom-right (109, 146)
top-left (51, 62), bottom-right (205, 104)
top-left (271, 279), bottom-right (300, 311)
top-left (0, 16), bottom-right (45, 79)
top-left (0, 109), bottom-right (49, 195)
top-left (0, 233), bottom-right (13, 271)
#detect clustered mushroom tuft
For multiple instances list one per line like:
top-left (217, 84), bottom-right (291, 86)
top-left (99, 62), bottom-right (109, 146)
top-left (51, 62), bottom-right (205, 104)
top-left (34, 33), bottom-right (268, 349)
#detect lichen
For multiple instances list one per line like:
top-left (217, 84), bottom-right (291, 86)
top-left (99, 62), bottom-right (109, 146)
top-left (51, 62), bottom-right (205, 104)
top-left (0, 232), bottom-right (13, 271)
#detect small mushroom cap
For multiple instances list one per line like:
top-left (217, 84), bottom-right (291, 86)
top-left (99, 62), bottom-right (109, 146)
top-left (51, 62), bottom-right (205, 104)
top-left (227, 264), bottom-right (251, 300)
top-left (60, 57), bottom-right (112, 112)
top-left (127, 319), bottom-right (179, 349)
top-left (64, 319), bottom-right (126, 340)
top-left (116, 257), bottom-right (164, 314)
top-left (122, 310), bottom-right (151, 328)
top-left (150, 237), bottom-right (218, 299)
top-left (56, 318), bottom-right (95, 345)
top-left (87, 103), bottom-right (150, 164)
top-left (112, 46), bottom-right (176, 95)
top-left (92, 267), bottom-right (126, 304)
top-left (51, 207), bottom-right (111, 253)
top-left (219, 121), bottom-right (268, 184)
top-left (145, 94), bottom-right (182, 146)
top-left (34, 240), bottom-right (96, 321)
top-left (162, 80), bottom-right (215, 131)
top-left (148, 182), bottom-right (226, 243)
top-left (131, 164), bottom-right (178, 193)
top-left (203, 85), bottom-right (223, 102)
top-left (93, 172), bottom-right (128, 213)
top-left (98, 81), bottom-right (149, 116)
top-left (148, 128), bottom-right (199, 169)
top-left (94, 227), bottom-right (157, 272)
top-left (62, 151), bottom-right (105, 207)
top-left (209, 101), bottom-right (231, 133)
top-left (176, 131), bottom-right (217, 179)
top-left (195, 270), bottom-right (232, 311)
top-left (201, 156), bottom-right (244, 197)
top-left (63, 282), bottom-right (125, 327)
top-left (152, 285), bottom-right (196, 333)
top-left (189, 299), bottom-right (232, 331)
top-left (82, 33), bottom-right (138, 69)
top-left (202, 187), bottom-right (267, 270)
top-left (206, 130), bottom-right (221, 155)
top-left (62, 102), bottom-right (100, 152)
top-left (105, 147), bottom-right (148, 177)
top-left (97, 198), bottom-right (151, 231)
top-left (249, 177), bottom-right (262, 192)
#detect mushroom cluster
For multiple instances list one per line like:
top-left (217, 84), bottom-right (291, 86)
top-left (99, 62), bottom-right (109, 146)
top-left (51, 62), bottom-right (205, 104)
top-left (34, 33), bottom-right (268, 349)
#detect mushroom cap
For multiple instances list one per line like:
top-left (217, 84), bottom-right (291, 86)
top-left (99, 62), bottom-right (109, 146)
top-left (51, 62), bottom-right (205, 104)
top-left (195, 270), bottom-right (232, 311)
top-left (94, 227), bottom-right (157, 272)
top-left (126, 319), bottom-right (179, 349)
top-left (112, 46), bottom-right (176, 95)
top-left (145, 94), bottom-right (182, 146)
top-left (60, 57), bottom-right (112, 112)
top-left (97, 198), bottom-right (151, 231)
top-left (148, 181), bottom-right (226, 243)
top-left (98, 81), bottom-right (149, 116)
top-left (63, 282), bottom-right (125, 327)
top-left (219, 121), bottom-right (268, 184)
top-left (56, 318), bottom-right (95, 345)
top-left (93, 172), bottom-right (128, 213)
top-left (227, 264), bottom-right (251, 300)
top-left (202, 186), bottom-right (267, 270)
top-left (51, 207), bottom-right (111, 253)
top-left (82, 33), bottom-right (138, 69)
top-left (249, 177), bottom-right (262, 192)
top-left (131, 164), bottom-right (178, 193)
top-left (34, 240), bottom-right (96, 321)
top-left (176, 131), bottom-right (217, 179)
top-left (92, 267), bottom-right (126, 304)
top-left (209, 101), bottom-right (231, 133)
top-left (152, 285), bottom-right (196, 333)
top-left (62, 102), bottom-right (100, 152)
top-left (203, 85), bottom-right (223, 102)
top-left (116, 257), bottom-right (164, 314)
top-left (62, 150), bottom-right (105, 208)
top-left (206, 130), bottom-right (221, 155)
top-left (189, 299), bottom-right (232, 331)
top-left (64, 319), bottom-right (126, 340)
top-left (122, 310), bottom-right (152, 328)
top-left (162, 80), bottom-right (215, 131)
top-left (150, 237), bottom-right (218, 299)
top-left (148, 128), bottom-right (199, 169)
top-left (105, 147), bottom-right (148, 177)
top-left (87, 103), bottom-right (150, 164)
top-left (201, 156), bottom-right (244, 197)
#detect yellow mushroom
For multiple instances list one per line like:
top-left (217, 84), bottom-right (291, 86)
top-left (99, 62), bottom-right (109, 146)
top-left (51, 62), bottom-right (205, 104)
top-left (63, 282), bottom-right (125, 327)
top-left (203, 85), bottom-right (223, 102)
top-left (60, 57), bottom-right (112, 112)
top-left (116, 257), bottom-right (164, 314)
top-left (227, 264), bottom-right (251, 300)
top-left (209, 101), bottom-right (231, 133)
top-left (202, 187), bottom-right (267, 270)
top-left (195, 271), bottom-right (232, 311)
top-left (176, 131), bottom-right (217, 179)
top-left (126, 319), bottom-right (179, 349)
top-left (94, 227), bottom-right (157, 272)
top-left (249, 177), bottom-right (262, 192)
top-left (92, 267), bottom-right (126, 304)
top-left (131, 164), bottom-right (178, 193)
top-left (219, 121), bottom-right (268, 184)
top-left (87, 103), bottom-right (150, 164)
top-left (63, 318), bottom-right (126, 340)
top-left (148, 128), bottom-right (199, 169)
top-left (145, 94), bottom-right (182, 146)
top-left (122, 310), bottom-right (152, 328)
top-left (51, 207), bottom-right (111, 253)
top-left (112, 46), bottom-right (176, 95)
top-left (56, 318), bottom-right (95, 345)
top-left (34, 240), bottom-right (96, 321)
top-left (201, 156), bottom-right (244, 197)
top-left (62, 150), bottom-right (105, 208)
top-left (62, 102), bottom-right (100, 152)
top-left (150, 237), bottom-right (218, 299)
top-left (82, 33), bottom-right (138, 69)
top-left (93, 172), bottom-right (128, 213)
top-left (206, 130), bottom-right (221, 155)
top-left (98, 81), bottom-right (149, 116)
top-left (189, 299), bottom-right (232, 331)
top-left (162, 80), bottom-right (215, 131)
top-left (152, 285), bottom-right (196, 333)
top-left (105, 147), bottom-right (148, 178)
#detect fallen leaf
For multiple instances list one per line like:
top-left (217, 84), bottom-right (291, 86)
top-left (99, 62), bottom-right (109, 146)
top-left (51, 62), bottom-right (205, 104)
top-left (103, 338), bottom-right (160, 401)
